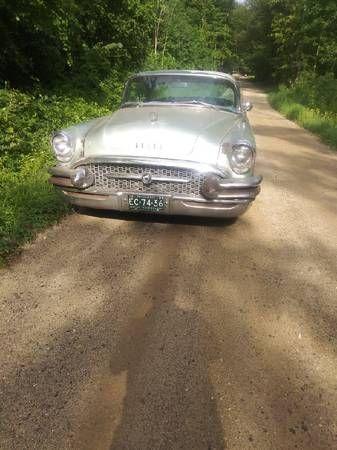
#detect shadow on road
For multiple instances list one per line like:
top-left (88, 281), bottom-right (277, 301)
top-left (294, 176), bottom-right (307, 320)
top-left (1, 216), bottom-right (336, 449)
top-left (109, 293), bottom-right (225, 449)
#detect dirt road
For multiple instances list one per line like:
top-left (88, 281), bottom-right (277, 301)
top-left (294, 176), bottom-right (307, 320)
top-left (1, 84), bottom-right (337, 450)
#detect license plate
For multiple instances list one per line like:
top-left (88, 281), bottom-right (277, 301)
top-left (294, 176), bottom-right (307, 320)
top-left (128, 195), bottom-right (168, 212)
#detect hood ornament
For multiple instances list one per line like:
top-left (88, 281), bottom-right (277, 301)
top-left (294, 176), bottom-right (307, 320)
top-left (149, 112), bottom-right (158, 124)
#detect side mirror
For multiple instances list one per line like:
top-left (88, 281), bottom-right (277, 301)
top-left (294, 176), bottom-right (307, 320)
top-left (242, 101), bottom-right (253, 112)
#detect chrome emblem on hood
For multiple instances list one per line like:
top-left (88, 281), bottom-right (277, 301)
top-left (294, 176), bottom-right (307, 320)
top-left (149, 112), bottom-right (158, 123)
top-left (142, 173), bottom-right (152, 185)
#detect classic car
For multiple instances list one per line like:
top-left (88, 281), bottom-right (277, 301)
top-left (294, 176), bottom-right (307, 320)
top-left (49, 70), bottom-right (262, 218)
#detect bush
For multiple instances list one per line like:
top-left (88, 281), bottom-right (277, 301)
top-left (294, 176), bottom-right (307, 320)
top-left (290, 72), bottom-right (337, 115)
top-left (0, 158), bottom-right (69, 262)
top-left (0, 88), bottom-right (110, 264)
top-left (269, 80), bottom-right (337, 149)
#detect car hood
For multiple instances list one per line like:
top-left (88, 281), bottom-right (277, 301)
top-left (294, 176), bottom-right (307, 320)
top-left (83, 106), bottom-right (241, 166)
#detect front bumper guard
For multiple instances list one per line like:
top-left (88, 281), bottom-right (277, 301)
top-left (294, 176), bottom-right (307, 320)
top-left (49, 166), bottom-right (262, 217)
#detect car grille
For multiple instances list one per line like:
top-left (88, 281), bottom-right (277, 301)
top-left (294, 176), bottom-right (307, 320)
top-left (82, 162), bottom-right (205, 197)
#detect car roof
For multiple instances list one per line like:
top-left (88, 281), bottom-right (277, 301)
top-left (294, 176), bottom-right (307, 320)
top-left (132, 70), bottom-right (237, 84)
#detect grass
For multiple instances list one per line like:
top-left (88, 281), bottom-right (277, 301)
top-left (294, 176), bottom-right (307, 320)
top-left (269, 85), bottom-right (337, 150)
top-left (0, 88), bottom-right (110, 265)
top-left (0, 155), bottom-right (70, 264)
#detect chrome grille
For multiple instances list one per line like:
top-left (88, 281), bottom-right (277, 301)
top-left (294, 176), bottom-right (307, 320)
top-left (83, 163), bottom-right (205, 197)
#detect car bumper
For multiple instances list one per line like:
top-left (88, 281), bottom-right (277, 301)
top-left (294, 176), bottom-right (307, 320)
top-left (49, 167), bottom-right (262, 218)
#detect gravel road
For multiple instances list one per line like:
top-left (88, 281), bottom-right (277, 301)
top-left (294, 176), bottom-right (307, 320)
top-left (1, 84), bottom-right (337, 450)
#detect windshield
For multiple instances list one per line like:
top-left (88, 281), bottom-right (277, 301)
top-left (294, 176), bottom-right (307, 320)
top-left (122, 75), bottom-right (238, 111)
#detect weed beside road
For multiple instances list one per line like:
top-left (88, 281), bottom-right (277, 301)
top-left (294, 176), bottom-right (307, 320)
top-left (0, 89), bottom-right (109, 264)
top-left (269, 73), bottom-right (337, 150)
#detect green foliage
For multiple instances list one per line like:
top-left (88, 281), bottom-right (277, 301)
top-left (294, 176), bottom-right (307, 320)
top-left (0, 0), bottom-right (155, 88)
top-left (0, 89), bottom-right (109, 169)
top-left (269, 82), bottom-right (337, 149)
top-left (149, 0), bottom-right (235, 71)
top-left (143, 52), bottom-right (178, 71)
top-left (271, 0), bottom-right (337, 81)
top-left (99, 71), bottom-right (125, 109)
top-left (0, 0), bottom-right (235, 88)
top-left (0, 158), bottom-right (69, 265)
top-left (231, 0), bottom-right (337, 83)
top-left (288, 72), bottom-right (337, 115)
top-left (233, 0), bottom-right (337, 151)
top-left (0, 88), bottom-right (110, 263)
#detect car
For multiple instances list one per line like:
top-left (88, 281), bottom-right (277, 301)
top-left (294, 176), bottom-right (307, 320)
top-left (49, 70), bottom-right (262, 218)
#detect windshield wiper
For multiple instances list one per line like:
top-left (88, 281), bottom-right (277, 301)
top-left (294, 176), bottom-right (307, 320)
top-left (122, 99), bottom-right (237, 113)
top-left (182, 100), bottom-right (218, 109)
top-left (181, 100), bottom-right (238, 113)
top-left (122, 100), bottom-right (177, 108)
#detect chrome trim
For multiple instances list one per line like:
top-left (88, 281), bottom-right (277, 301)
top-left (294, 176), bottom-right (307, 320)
top-left (217, 190), bottom-right (260, 201)
top-left (49, 176), bottom-right (73, 188)
top-left (49, 162), bottom-right (262, 214)
top-left (72, 156), bottom-right (227, 177)
top-left (50, 131), bottom-right (68, 149)
top-left (59, 188), bottom-right (251, 204)
top-left (49, 166), bottom-right (76, 178)
top-left (201, 174), bottom-right (262, 200)
top-left (229, 140), bottom-right (256, 175)
top-left (241, 101), bottom-right (253, 112)
top-left (218, 175), bottom-right (261, 189)
top-left (131, 70), bottom-right (237, 81)
top-left (70, 167), bottom-right (94, 189)
top-left (85, 162), bottom-right (206, 197)
top-left (56, 187), bottom-right (259, 204)
top-left (105, 173), bottom-right (190, 184)
top-left (50, 132), bottom-right (74, 163)
top-left (232, 139), bottom-right (256, 152)
top-left (60, 189), bottom-right (251, 218)
top-left (177, 196), bottom-right (250, 204)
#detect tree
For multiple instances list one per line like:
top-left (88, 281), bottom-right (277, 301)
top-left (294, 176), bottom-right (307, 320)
top-left (0, 0), bottom-right (156, 87)
top-left (230, 0), bottom-right (337, 82)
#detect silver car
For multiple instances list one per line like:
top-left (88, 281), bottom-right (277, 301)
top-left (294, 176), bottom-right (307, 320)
top-left (49, 70), bottom-right (262, 218)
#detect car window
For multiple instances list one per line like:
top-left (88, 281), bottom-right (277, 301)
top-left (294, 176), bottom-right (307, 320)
top-left (123, 75), bottom-right (237, 110)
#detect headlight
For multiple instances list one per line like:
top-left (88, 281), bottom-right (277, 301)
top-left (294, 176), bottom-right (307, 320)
top-left (52, 132), bottom-right (74, 162)
top-left (230, 143), bottom-right (254, 174)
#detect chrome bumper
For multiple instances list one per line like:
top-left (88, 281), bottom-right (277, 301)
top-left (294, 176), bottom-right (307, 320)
top-left (49, 166), bottom-right (262, 218)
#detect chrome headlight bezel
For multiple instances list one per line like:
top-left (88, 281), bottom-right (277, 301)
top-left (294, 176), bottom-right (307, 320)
top-left (51, 132), bottom-right (74, 163)
top-left (230, 142), bottom-right (255, 174)
top-left (70, 167), bottom-right (94, 189)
